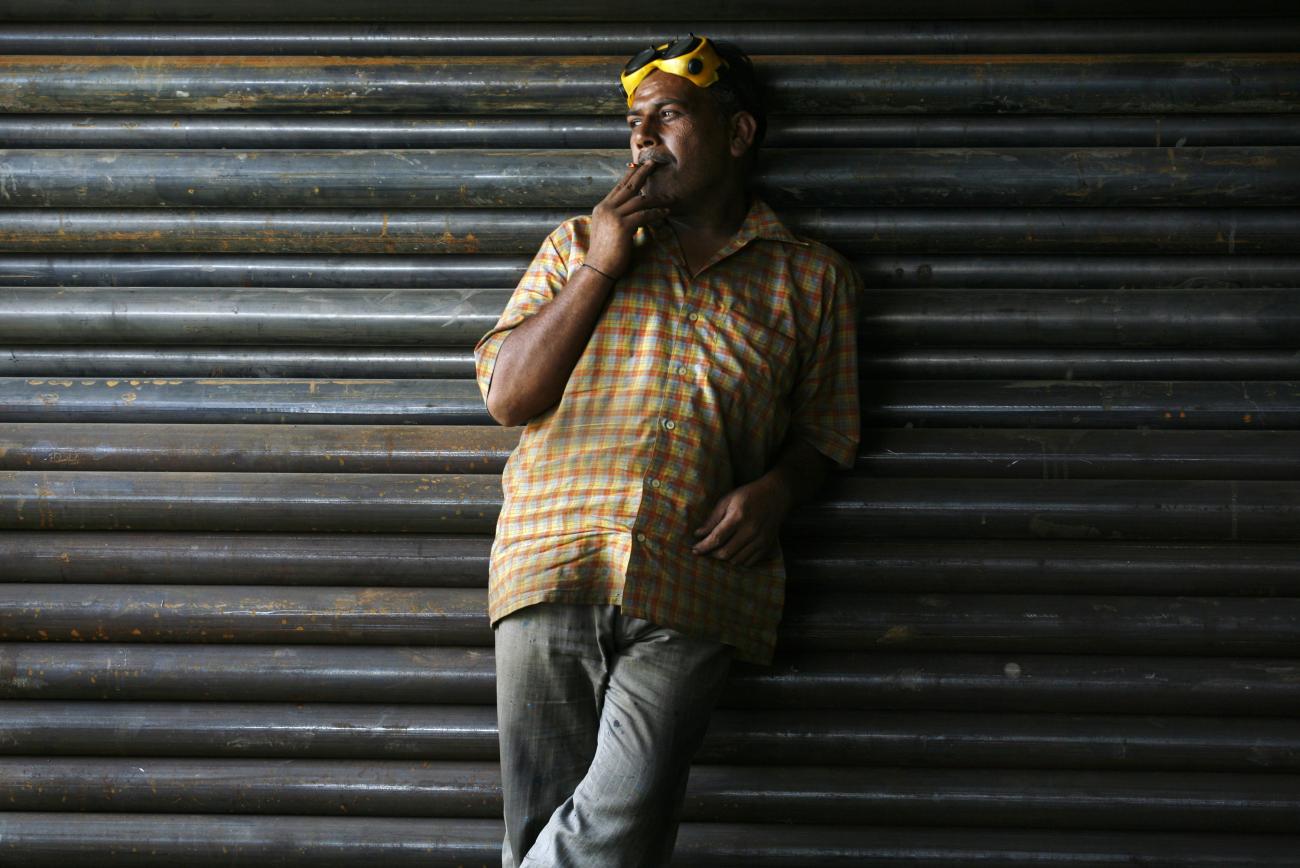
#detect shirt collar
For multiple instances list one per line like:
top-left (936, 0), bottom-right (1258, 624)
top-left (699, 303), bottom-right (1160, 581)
top-left (741, 196), bottom-right (808, 247)
top-left (644, 196), bottom-right (808, 277)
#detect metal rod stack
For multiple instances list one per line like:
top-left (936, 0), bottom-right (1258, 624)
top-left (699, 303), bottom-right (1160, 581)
top-left (1, 4), bottom-right (1299, 865)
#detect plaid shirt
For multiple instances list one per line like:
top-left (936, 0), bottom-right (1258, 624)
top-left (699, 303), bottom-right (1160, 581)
top-left (474, 197), bottom-right (859, 664)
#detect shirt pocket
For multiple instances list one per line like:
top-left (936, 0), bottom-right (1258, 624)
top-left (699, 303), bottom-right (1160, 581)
top-left (703, 303), bottom-right (799, 405)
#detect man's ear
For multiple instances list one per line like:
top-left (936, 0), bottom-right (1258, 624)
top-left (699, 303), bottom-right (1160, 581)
top-left (728, 111), bottom-right (758, 159)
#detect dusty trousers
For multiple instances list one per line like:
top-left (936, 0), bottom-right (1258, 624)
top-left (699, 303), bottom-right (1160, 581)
top-left (494, 603), bottom-right (734, 868)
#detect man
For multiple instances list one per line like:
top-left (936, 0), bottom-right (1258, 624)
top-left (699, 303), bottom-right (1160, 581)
top-left (474, 36), bottom-right (860, 867)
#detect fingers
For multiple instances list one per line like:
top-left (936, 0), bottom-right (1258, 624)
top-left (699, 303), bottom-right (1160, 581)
top-left (693, 495), bottom-right (778, 563)
top-left (697, 518), bottom-right (769, 563)
top-left (693, 520), bottom-right (738, 556)
top-left (613, 189), bottom-right (667, 216)
top-left (734, 536), bottom-right (772, 567)
top-left (607, 158), bottom-right (660, 205)
top-left (619, 204), bottom-right (669, 229)
top-left (692, 499), bottom-right (731, 554)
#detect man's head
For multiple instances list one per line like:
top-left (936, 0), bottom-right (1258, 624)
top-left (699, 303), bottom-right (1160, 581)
top-left (621, 36), bottom-right (765, 210)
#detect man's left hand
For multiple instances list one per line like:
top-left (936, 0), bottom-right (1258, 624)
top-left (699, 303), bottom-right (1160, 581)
top-left (692, 475), bottom-right (793, 567)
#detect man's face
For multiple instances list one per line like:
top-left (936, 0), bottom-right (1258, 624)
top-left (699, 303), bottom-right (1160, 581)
top-left (625, 70), bottom-right (735, 211)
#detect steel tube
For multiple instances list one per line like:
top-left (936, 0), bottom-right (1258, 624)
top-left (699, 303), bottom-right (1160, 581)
top-left (0, 814), bottom-right (501, 868)
top-left (721, 651), bottom-right (1300, 715)
top-left (3, 645), bottom-right (1295, 715)
top-left (3, 371), bottom-right (1271, 429)
top-left (3, 114), bottom-right (1296, 149)
top-left (3, 584), bottom-right (1296, 654)
top-left (4, 208), bottom-right (1299, 256)
top-left (11, 287), bottom-right (1300, 352)
top-left (0, 470), bottom-right (501, 532)
top-left (795, 209), bottom-right (1300, 254)
top-left (0, 209), bottom-right (566, 255)
top-left (0, 24), bottom-right (883, 56)
top-left (0, 287), bottom-right (512, 345)
top-left (866, 380), bottom-right (1300, 428)
top-left (8, 254), bottom-right (1298, 290)
top-left (865, 289), bottom-right (1300, 347)
top-left (0, 645), bottom-right (496, 703)
top-left (5, 473), bottom-right (1300, 539)
top-left (11, 534), bottom-right (1292, 594)
top-left (0, 531), bottom-right (493, 585)
top-left (2, 148), bottom-right (1296, 208)
top-left (1, 54), bottom-right (1296, 115)
top-left (863, 255), bottom-right (1300, 288)
top-left (687, 766), bottom-right (1300, 828)
top-left (0, 701), bottom-right (504, 757)
top-left (865, 350), bottom-right (1300, 380)
top-left (857, 429), bottom-right (1300, 479)
top-left (0, 377), bottom-right (490, 424)
top-left (0, 0), bottom-right (1294, 20)
top-left (1, 20), bottom-right (1296, 55)
top-left (797, 478), bottom-right (1300, 541)
top-left (0, 254), bottom-right (528, 289)
top-left (4, 700), bottom-right (1297, 770)
top-left (780, 591), bottom-right (1300, 655)
top-left (0, 346), bottom-right (477, 378)
top-left (31, 425), bottom-right (1300, 481)
top-left (782, 540), bottom-right (1300, 596)
top-left (2, 758), bottom-right (1297, 831)
top-left (0, 814), bottom-right (1296, 868)
top-left (0, 585), bottom-right (491, 645)
top-left (0, 423), bottom-right (517, 473)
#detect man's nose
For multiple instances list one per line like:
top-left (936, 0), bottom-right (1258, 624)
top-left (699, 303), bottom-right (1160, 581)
top-left (635, 119), bottom-right (660, 146)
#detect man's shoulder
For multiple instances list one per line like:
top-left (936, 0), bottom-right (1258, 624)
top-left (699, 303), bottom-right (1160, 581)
top-left (549, 214), bottom-right (592, 243)
top-left (531, 215), bottom-right (593, 268)
top-left (749, 199), bottom-right (855, 288)
top-left (773, 231), bottom-right (859, 292)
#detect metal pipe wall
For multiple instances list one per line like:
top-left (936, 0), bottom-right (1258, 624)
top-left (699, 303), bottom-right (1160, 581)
top-left (2, 55), bottom-right (1296, 114)
top-left (3, 114), bottom-right (1298, 149)
top-left (6, 209), bottom-right (1300, 255)
top-left (5, 148), bottom-right (1295, 207)
top-left (4, 647), bottom-right (1298, 715)
top-left (2, 6), bottom-right (1299, 866)
top-left (2, 20), bottom-right (1298, 55)
top-left (1, 0), bottom-right (1294, 19)
top-left (5, 253), bottom-right (1300, 289)
top-left (2, 814), bottom-right (1293, 868)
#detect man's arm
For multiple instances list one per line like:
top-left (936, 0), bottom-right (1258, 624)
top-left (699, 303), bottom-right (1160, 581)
top-left (694, 253), bottom-right (861, 567)
top-left (692, 434), bottom-right (833, 567)
top-left (484, 160), bottom-right (666, 427)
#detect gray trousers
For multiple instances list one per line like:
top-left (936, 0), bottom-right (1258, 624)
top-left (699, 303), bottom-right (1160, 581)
top-left (494, 603), bottom-right (734, 868)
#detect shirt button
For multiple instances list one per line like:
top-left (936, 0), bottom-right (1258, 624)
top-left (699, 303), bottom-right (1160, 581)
top-left (650, 479), bottom-right (661, 489)
top-left (663, 419), bottom-right (676, 431)
top-left (677, 365), bottom-right (688, 376)
top-left (636, 532), bottom-right (647, 543)
top-left (687, 312), bottom-right (699, 322)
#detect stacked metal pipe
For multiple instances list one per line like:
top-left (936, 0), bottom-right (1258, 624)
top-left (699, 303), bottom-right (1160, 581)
top-left (1, 3), bottom-right (1299, 864)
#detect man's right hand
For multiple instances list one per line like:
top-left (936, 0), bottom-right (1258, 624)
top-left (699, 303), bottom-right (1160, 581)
top-left (586, 158), bottom-right (668, 279)
top-left (482, 159), bottom-right (667, 427)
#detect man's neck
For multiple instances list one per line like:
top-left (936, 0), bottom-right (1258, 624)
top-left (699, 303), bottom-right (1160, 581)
top-left (666, 181), bottom-right (750, 275)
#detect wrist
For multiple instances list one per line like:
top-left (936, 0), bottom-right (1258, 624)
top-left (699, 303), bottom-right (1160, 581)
top-left (755, 468), bottom-right (796, 517)
top-left (579, 261), bottom-right (617, 282)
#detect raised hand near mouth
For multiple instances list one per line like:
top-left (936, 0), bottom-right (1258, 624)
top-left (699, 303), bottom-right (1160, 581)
top-left (585, 157), bottom-right (669, 281)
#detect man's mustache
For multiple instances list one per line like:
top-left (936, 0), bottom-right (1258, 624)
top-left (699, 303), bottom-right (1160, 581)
top-left (635, 148), bottom-right (674, 167)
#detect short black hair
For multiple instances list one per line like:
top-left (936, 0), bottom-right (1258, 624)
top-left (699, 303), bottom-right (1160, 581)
top-left (707, 40), bottom-right (767, 155)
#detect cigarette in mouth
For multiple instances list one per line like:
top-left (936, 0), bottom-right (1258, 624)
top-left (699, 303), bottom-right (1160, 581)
top-left (635, 149), bottom-right (670, 168)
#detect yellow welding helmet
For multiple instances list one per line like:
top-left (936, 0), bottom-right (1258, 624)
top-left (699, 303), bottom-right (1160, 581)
top-left (619, 35), bottom-right (728, 108)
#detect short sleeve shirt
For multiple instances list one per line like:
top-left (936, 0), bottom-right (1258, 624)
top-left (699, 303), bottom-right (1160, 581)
top-left (474, 197), bottom-right (859, 664)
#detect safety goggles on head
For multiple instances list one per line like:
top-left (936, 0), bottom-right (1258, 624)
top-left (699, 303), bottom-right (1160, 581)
top-left (619, 35), bottom-right (728, 108)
